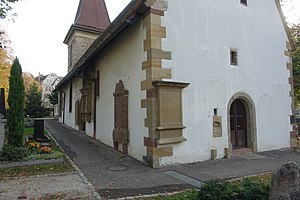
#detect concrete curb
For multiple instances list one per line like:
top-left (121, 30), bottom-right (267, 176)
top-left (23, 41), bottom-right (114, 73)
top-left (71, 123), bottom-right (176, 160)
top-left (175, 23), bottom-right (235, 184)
top-left (45, 128), bottom-right (102, 200)
top-left (107, 189), bottom-right (193, 200)
top-left (0, 171), bottom-right (79, 181)
top-left (0, 157), bottom-right (63, 169)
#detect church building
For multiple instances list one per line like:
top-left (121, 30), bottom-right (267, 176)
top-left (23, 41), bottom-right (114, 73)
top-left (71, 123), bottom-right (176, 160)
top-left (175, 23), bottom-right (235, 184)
top-left (56, 0), bottom-right (295, 168)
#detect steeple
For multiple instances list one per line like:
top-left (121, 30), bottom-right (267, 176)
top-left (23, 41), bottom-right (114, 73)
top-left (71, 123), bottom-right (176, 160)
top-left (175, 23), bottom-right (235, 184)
top-left (64, 0), bottom-right (111, 71)
top-left (74, 0), bottom-right (111, 31)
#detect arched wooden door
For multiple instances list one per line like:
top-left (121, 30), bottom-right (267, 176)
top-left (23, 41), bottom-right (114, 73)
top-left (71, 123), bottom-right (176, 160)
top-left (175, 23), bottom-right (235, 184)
top-left (112, 80), bottom-right (129, 154)
top-left (230, 99), bottom-right (247, 149)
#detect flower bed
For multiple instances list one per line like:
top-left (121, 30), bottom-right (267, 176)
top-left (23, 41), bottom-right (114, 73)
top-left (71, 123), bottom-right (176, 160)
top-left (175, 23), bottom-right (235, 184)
top-left (0, 127), bottom-right (64, 163)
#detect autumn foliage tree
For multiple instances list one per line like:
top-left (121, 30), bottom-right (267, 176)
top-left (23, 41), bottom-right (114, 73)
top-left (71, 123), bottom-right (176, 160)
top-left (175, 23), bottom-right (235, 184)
top-left (0, 26), bottom-right (13, 108)
top-left (6, 57), bottom-right (24, 147)
top-left (0, 0), bottom-right (19, 19)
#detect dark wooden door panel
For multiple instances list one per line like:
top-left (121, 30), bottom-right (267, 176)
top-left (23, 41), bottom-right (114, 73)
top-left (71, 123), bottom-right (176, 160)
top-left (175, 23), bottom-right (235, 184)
top-left (230, 100), bottom-right (247, 149)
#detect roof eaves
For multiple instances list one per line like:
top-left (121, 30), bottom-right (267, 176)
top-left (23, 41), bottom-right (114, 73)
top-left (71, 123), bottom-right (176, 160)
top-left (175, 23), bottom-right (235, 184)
top-left (63, 24), bottom-right (104, 44)
top-left (56, 0), bottom-right (149, 90)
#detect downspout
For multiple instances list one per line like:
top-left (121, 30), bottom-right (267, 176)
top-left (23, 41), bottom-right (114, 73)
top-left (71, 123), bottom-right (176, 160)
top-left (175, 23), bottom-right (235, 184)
top-left (93, 81), bottom-right (97, 139)
top-left (93, 65), bottom-right (97, 139)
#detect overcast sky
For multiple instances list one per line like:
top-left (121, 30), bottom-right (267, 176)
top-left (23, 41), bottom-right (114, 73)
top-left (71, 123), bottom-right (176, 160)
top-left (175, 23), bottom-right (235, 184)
top-left (1, 0), bottom-right (299, 77)
top-left (1, 0), bottom-right (131, 77)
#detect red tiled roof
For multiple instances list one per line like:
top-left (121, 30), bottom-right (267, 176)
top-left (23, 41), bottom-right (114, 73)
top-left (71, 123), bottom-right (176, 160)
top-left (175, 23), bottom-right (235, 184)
top-left (74, 0), bottom-right (111, 31)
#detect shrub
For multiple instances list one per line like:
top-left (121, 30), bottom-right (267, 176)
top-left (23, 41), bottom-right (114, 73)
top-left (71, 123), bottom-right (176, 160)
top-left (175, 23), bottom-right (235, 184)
top-left (0, 145), bottom-right (30, 162)
top-left (234, 178), bottom-right (270, 200)
top-left (198, 180), bottom-right (237, 200)
top-left (198, 178), bottom-right (270, 200)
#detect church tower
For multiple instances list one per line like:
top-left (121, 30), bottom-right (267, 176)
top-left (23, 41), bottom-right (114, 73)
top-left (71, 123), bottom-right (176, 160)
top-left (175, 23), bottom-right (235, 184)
top-left (64, 0), bottom-right (110, 71)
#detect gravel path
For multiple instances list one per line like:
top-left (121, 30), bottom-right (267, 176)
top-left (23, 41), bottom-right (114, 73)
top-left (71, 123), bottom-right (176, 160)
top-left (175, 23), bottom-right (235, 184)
top-left (0, 173), bottom-right (95, 199)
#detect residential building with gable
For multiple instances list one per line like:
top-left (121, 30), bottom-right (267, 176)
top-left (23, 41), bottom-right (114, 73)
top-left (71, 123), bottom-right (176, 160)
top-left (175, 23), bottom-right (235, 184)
top-left (36, 73), bottom-right (63, 111)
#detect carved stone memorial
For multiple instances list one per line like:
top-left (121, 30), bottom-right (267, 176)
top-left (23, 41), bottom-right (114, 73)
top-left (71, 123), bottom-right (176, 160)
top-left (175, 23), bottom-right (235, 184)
top-left (112, 80), bottom-right (129, 154)
top-left (153, 81), bottom-right (189, 145)
top-left (269, 161), bottom-right (300, 200)
top-left (213, 115), bottom-right (222, 137)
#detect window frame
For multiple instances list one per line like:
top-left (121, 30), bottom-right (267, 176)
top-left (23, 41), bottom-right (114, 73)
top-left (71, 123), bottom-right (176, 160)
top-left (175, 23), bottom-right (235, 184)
top-left (230, 49), bottom-right (238, 66)
top-left (240, 0), bottom-right (247, 6)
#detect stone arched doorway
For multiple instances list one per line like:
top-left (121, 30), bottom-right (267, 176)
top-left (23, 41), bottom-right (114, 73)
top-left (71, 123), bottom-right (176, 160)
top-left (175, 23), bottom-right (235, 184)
top-left (227, 92), bottom-right (257, 155)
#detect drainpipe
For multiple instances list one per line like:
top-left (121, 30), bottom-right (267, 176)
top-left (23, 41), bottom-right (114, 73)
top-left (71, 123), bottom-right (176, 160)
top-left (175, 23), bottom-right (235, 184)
top-left (93, 81), bottom-right (97, 139)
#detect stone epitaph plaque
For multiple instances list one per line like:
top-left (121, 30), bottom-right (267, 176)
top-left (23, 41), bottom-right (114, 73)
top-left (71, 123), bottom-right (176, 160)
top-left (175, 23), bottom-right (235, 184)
top-left (213, 115), bottom-right (222, 137)
top-left (153, 81), bottom-right (189, 145)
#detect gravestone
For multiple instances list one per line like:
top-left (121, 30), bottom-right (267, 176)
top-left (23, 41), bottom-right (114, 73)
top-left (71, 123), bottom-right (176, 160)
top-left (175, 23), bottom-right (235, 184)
top-left (0, 88), bottom-right (6, 116)
top-left (269, 161), bottom-right (300, 200)
top-left (34, 119), bottom-right (44, 140)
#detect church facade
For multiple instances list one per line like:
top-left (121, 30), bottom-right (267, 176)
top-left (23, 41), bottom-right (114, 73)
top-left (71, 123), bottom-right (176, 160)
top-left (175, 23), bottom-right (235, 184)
top-left (56, 0), bottom-right (295, 168)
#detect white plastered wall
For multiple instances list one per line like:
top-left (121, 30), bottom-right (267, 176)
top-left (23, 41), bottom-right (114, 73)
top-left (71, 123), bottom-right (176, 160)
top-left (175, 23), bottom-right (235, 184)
top-left (62, 77), bottom-right (82, 132)
top-left (160, 0), bottom-right (292, 165)
top-left (94, 20), bottom-right (147, 161)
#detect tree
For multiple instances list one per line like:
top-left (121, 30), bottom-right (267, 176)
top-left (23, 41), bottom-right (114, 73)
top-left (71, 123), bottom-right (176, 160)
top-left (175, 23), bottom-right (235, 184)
top-left (291, 23), bottom-right (300, 106)
top-left (0, 26), bottom-right (13, 108)
top-left (0, 0), bottom-right (19, 19)
top-left (6, 57), bottom-right (24, 147)
top-left (24, 82), bottom-right (45, 118)
top-left (49, 90), bottom-right (58, 105)
top-left (22, 72), bottom-right (40, 95)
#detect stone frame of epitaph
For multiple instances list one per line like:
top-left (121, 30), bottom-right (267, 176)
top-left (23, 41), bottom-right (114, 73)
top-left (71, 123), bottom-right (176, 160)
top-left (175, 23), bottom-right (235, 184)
top-left (112, 80), bottom-right (129, 155)
top-left (153, 81), bottom-right (189, 145)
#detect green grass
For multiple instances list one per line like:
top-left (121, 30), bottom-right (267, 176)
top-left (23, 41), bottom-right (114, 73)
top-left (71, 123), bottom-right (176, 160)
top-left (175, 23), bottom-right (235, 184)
top-left (0, 158), bottom-right (74, 179)
top-left (0, 127), bottom-right (74, 179)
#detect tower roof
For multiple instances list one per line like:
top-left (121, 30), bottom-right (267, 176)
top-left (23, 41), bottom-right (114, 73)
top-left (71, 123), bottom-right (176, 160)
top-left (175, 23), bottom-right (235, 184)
top-left (74, 0), bottom-right (111, 31)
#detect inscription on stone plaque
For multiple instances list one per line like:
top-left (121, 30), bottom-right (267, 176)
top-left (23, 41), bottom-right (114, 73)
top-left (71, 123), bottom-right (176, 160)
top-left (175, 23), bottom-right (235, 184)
top-left (159, 90), bottom-right (181, 126)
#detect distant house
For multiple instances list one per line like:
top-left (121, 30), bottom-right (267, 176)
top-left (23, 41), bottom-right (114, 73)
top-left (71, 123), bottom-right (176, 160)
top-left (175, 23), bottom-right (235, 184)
top-left (56, 0), bottom-right (295, 168)
top-left (36, 73), bottom-right (63, 112)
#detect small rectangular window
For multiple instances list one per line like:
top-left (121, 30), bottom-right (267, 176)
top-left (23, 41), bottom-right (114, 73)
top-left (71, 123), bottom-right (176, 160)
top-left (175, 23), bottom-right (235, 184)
top-left (240, 0), bottom-right (247, 6)
top-left (230, 49), bottom-right (238, 66)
